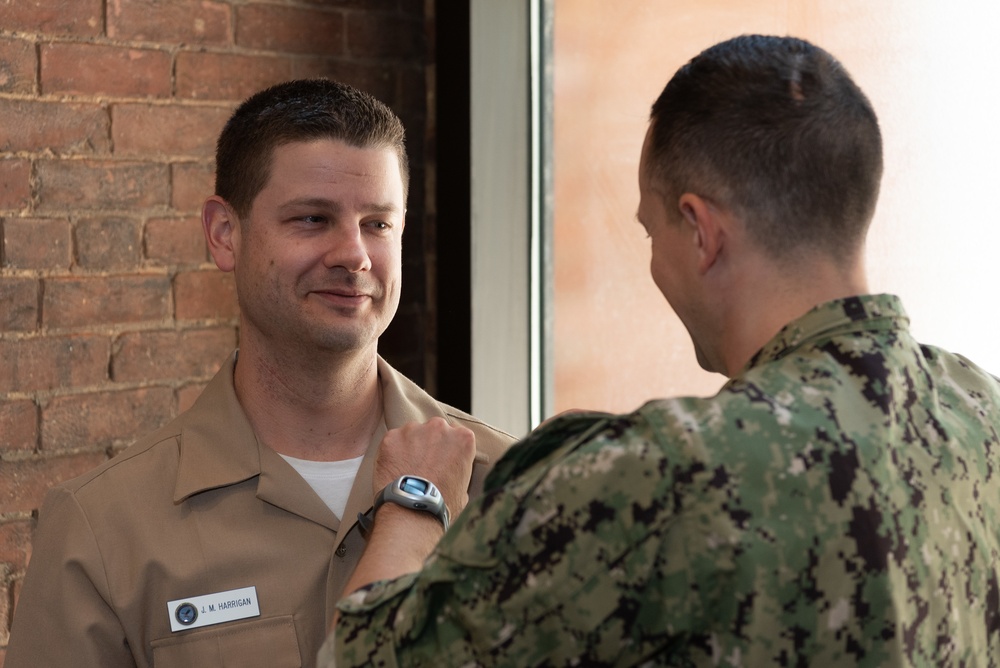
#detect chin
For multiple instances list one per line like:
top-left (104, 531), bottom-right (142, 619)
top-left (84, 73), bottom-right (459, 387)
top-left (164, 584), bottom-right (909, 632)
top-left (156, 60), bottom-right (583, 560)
top-left (302, 324), bottom-right (375, 354)
top-left (693, 343), bottom-right (725, 376)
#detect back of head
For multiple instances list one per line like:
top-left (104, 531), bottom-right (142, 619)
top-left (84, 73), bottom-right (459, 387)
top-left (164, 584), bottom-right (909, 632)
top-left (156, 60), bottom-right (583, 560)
top-left (215, 79), bottom-right (409, 219)
top-left (649, 35), bottom-right (883, 263)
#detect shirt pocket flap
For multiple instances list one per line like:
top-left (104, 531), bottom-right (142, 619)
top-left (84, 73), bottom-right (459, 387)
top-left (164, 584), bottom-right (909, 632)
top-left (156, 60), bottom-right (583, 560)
top-left (151, 615), bottom-right (301, 668)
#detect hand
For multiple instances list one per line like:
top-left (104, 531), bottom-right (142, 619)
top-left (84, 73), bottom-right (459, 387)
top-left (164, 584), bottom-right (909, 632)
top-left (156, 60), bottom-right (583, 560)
top-left (337, 419), bottom-right (475, 602)
top-left (374, 417), bottom-right (477, 520)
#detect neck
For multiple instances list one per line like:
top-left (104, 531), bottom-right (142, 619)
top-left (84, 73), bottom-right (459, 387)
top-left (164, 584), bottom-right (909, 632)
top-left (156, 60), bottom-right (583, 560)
top-left (233, 334), bottom-right (383, 461)
top-left (716, 251), bottom-right (868, 376)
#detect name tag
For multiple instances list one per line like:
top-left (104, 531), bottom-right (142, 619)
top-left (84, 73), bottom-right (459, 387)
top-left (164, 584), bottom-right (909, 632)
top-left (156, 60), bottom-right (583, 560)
top-left (167, 586), bottom-right (261, 632)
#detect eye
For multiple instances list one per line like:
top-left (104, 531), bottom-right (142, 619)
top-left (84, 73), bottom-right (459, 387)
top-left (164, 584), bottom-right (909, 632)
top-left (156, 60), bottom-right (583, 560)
top-left (299, 215), bottom-right (326, 225)
top-left (365, 220), bottom-right (392, 232)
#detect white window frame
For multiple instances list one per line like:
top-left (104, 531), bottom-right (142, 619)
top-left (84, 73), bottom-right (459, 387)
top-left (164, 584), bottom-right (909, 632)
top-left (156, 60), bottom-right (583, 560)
top-left (469, 0), bottom-right (550, 435)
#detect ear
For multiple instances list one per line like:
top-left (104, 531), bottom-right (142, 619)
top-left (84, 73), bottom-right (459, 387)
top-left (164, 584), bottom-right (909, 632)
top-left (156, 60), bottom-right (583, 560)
top-left (678, 193), bottom-right (724, 274)
top-left (202, 196), bottom-right (238, 272)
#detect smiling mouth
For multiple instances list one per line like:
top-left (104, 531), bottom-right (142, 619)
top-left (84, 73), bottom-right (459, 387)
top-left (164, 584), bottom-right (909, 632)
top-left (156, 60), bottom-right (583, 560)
top-left (310, 288), bottom-right (373, 306)
top-left (321, 289), bottom-right (367, 298)
top-left (316, 290), bottom-right (370, 298)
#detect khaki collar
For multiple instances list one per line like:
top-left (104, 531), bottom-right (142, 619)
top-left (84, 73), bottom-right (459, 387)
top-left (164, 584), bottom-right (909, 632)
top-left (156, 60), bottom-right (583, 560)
top-left (337, 355), bottom-right (452, 542)
top-left (172, 352), bottom-right (454, 533)
top-left (173, 352), bottom-right (259, 503)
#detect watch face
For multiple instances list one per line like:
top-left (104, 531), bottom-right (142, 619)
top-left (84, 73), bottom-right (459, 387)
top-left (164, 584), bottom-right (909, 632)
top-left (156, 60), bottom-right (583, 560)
top-left (400, 476), bottom-right (430, 496)
top-left (381, 475), bottom-right (448, 531)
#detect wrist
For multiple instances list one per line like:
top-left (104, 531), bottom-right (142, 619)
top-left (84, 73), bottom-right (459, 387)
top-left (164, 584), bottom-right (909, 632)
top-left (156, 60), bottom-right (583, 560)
top-left (357, 475), bottom-right (451, 537)
top-left (374, 503), bottom-right (447, 536)
top-left (341, 504), bottom-right (443, 599)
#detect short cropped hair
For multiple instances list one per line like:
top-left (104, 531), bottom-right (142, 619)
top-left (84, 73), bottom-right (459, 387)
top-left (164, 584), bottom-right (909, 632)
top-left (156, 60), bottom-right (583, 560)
top-left (215, 79), bottom-right (409, 219)
top-left (649, 35), bottom-right (883, 261)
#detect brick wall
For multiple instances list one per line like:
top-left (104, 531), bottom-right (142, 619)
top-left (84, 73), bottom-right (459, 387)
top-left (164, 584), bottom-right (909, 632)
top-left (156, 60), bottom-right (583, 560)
top-left (0, 0), bottom-right (432, 661)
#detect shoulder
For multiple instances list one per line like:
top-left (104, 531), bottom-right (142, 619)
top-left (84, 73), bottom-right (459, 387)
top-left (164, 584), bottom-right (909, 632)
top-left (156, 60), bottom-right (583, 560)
top-left (50, 417), bottom-right (184, 505)
top-left (438, 403), bottom-right (517, 458)
top-left (376, 356), bottom-right (516, 458)
top-left (47, 357), bottom-right (238, 501)
top-left (486, 408), bottom-right (708, 502)
top-left (920, 343), bottom-right (1000, 391)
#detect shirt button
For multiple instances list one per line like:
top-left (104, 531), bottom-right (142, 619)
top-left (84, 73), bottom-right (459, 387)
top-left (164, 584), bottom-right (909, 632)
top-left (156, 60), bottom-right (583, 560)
top-left (336, 545), bottom-right (347, 557)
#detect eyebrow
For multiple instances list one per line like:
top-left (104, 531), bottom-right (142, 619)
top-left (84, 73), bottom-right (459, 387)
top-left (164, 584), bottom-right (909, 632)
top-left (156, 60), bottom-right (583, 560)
top-left (279, 197), bottom-right (401, 215)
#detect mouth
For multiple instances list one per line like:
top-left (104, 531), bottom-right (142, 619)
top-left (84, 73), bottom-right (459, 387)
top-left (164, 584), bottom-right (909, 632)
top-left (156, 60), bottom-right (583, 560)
top-left (321, 288), bottom-right (367, 298)
top-left (311, 289), bottom-right (373, 308)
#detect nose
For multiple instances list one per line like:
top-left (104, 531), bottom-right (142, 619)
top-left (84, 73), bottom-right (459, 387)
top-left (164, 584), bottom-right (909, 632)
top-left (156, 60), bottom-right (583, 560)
top-left (323, 224), bottom-right (372, 273)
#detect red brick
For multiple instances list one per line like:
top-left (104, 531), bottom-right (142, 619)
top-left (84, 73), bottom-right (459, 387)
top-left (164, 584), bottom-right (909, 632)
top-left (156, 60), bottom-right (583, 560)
top-left (43, 275), bottom-right (171, 329)
top-left (177, 382), bottom-right (208, 413)
top-left (0, 400), bottom-right (38, 452)
top-left (112, 104), bottom-right (231, 158)
top-left (0, 37), bottom-right (36, 94)
top-left (0, 0), bottom-right (102, 37)
top-left (36, 161), bottom-right (168, 212)
top-left (1, 574), bottom-right (9, 646)
top-left (0, 278), bottom-right (38, 332)
top-left (174, 270), bottom-right (237, 320)
top-left (107, 0), bottom-right (231, 45)
top-left (41, 387), bottom-right (174, 451)
top-left (0, 335), bottom-right (108, 393)
top-left (145, 216), bottom-right (206, 264)
top-left (112, 328), bottom-right (235, 383)
top-left (176, 51), bottom-right (294, 101)
top-left (0, 519), bottom-right (34, 571)
top-left (236, 4), bottom-right (344, 55)
top-left (108, 442), bottom-right (129, 458)
top-left (347, 12), bottom-right (424, 59)
top-left (1, 218), bottom-right (73, 270)
top-left (73, 217), bottom-right (143, 270)
top-left (41, 43), bottom-right (171, 98)
top-left (0, 452), bottom-right (107, 514)
top-left (0, 161), bottom-right (30, 212)
top-left (171, 163), bottom-right (215, 213)
top-left (0, 99), bottom-right (109, 155)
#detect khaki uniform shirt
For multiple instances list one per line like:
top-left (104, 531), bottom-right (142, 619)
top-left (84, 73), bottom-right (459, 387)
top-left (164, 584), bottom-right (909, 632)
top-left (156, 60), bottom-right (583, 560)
top-left (328, 295), bottom-right (1000, 667)
top-left (6, 352), bottom-right (513, 668)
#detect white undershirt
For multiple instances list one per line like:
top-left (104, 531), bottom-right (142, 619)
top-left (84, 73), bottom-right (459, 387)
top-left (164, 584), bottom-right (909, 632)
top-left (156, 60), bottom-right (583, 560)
top-left (278, 453), bottom-right (364, 520)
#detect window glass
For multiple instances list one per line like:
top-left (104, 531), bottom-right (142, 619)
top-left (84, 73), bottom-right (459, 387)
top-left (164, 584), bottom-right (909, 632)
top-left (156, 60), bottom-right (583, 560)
top-left (552, 0), bottom-right (1000, 412)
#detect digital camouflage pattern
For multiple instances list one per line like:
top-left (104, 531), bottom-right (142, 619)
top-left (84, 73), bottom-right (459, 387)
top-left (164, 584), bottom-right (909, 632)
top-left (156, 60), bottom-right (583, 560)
top-left (325, 294), bottom-right (1000, 667)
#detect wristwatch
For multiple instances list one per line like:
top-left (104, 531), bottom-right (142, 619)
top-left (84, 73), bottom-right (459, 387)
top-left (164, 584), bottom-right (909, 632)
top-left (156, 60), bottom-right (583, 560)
top-left (357, 475), bottom-right (450, 535)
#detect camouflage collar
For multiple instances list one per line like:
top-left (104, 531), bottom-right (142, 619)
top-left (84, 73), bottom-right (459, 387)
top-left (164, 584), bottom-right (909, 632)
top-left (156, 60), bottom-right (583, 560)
top-left (741, 294), bottom-right (909, 373)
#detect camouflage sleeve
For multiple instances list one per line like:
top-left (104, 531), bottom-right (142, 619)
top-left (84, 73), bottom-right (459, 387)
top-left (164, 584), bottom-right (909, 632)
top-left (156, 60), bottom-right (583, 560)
top-left (325, 413), bottom-right (694, 667)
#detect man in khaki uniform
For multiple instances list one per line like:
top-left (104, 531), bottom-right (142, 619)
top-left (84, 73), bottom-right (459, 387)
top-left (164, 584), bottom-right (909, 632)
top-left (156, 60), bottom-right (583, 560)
top-left (6, 79), bottom-right (513, 668)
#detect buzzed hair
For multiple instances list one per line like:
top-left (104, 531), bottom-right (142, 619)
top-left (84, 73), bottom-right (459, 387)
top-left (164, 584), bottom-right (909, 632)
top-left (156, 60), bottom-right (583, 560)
top-left (648, 35), bottom-right (883, 262)
top-left (214, 79), bottom-right (409, 219)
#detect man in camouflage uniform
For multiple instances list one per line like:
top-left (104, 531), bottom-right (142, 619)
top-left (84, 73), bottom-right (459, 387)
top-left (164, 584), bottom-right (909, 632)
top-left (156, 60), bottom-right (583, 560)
top-left (321, 35), bottom-right (1000, 666)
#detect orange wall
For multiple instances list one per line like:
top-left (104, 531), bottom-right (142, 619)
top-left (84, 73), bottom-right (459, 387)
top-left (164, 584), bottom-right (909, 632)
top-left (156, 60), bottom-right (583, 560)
top-left (552, 0), bottom-right (1000, 413)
